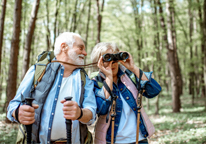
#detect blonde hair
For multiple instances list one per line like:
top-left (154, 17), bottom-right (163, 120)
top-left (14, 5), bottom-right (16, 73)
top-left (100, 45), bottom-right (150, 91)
top-left (91, 42), bottom-right (120, 70)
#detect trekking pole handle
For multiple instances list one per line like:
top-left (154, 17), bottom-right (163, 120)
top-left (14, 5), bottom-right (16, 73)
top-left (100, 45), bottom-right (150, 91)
top-left (25, 97), bottom-right (35, 144)
top-left (64, 96), bottom-right (73, 144)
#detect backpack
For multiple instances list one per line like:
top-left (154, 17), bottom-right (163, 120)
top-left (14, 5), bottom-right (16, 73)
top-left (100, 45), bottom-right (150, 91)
top-left (16, 51), bottom-right (92, 144)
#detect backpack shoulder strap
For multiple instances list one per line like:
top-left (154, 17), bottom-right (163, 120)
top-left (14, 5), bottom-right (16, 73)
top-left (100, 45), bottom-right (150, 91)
top-left (90, 71), bottom-right (104, 88)
top-left (79, 68), bottom-right (87, 108)
top-left (125, 69), bottom-right (143, 91)
top-left (33, 51), bottom-right (55, 87)
top-left (125, 69), bottom-right (137, 85)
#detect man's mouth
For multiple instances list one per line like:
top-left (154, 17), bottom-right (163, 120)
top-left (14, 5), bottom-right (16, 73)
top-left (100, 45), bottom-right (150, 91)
top-left (79, 56), bottom-right (84, 59)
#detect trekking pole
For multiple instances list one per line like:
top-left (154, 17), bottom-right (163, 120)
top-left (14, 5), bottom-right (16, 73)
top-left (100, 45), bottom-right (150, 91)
top-left (64, 96), bottom-right (73, 144)
top-left (111, 95), bottom-right (117, 144)
top-left (25, 97), bottom-right (35, 144)
top-left (136, 90), bottom-right (144, 144)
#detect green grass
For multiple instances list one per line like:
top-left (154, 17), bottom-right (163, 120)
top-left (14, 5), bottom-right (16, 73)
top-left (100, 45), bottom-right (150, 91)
top-left (0, 113), bottom-right (18, 144)
top-left (144, 91), bottom-right (206, 144)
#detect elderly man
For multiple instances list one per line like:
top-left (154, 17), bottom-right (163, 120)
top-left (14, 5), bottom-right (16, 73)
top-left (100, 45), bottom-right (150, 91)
top-left (7, 32), bottom-right (97, 144)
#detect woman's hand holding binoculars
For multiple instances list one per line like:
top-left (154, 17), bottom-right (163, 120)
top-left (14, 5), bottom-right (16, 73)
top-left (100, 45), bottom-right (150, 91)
top-left (98, 56), bottom-right (113, 79)
top-left (118, 52), bottom-right (136, 72)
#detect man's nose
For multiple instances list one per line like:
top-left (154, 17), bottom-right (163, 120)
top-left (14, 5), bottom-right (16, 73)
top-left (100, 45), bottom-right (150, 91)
top-left (82, 49), bottom-right (87, 56)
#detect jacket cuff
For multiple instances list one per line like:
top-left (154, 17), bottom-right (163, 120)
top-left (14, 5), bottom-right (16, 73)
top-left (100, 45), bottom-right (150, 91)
top-left (135, 71), bottom-right (153, 88)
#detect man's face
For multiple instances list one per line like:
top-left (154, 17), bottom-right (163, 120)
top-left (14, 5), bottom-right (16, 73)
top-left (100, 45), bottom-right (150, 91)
top-left (67, 36), bottom-right (87, 65)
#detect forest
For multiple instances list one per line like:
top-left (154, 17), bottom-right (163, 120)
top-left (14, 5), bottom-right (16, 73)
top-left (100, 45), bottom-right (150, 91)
top-left (0, 0), bottom-right (206, 143)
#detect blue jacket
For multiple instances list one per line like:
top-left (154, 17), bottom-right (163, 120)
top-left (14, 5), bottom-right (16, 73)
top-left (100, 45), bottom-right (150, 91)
top-left (93, 66), bottom-right (161, 143)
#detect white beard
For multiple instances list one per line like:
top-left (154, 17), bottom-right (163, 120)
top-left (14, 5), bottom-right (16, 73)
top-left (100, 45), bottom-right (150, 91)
top-left (68, 51), bottom-right (84, 65)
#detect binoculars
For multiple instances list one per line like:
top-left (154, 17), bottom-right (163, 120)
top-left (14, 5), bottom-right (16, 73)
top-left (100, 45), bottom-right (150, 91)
top-left (102, 52), bottom-right (129, 62)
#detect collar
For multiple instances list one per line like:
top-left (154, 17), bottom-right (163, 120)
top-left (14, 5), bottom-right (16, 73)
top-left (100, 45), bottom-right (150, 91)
top-left (117, 66), bottom-right (125, 78)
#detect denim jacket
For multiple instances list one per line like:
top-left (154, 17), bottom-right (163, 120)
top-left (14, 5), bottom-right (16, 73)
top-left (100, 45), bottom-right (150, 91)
top-left (93, 65), bottom-right (161, 143)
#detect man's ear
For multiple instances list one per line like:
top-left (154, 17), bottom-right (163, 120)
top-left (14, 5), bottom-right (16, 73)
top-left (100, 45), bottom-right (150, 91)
top-left (60, 43), bottom-right (68, 52)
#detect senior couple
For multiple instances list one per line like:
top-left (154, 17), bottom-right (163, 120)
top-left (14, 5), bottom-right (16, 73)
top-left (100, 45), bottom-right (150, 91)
top-left (7, 32), bottom-right (161, 144)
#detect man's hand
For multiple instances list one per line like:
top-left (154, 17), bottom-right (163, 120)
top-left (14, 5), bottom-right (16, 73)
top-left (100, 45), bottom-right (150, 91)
top-left (61, 100), bottom-right (81, 120)
top-left (13, 104), bottom-right (39, 125)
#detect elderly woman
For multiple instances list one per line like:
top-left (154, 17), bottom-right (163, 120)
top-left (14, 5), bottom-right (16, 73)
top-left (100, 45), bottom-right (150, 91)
top-left (90, 42), bottom-right (161, 144)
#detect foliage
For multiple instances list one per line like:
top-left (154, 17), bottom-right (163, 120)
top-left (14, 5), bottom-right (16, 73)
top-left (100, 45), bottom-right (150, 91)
top-left (145, 90), bottom-right (206, 144)
top-left (0, 112), bottom-right (18, 144)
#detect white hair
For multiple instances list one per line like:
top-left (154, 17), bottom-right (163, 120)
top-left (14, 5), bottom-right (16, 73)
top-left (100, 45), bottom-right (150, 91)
top-left (54, 32), bottom-right (82, 56)
top-left (91, 42), bottom-right (119, 70)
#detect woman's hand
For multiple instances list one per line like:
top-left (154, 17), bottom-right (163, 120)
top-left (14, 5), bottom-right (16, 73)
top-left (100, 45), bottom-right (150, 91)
top-left (97, 56), bottom-right (113, 99)
top-left (97, 56), bottom-right (113, 79)
top-left (119, 52), bottom-right (149, 81)
top-left (119, 52), bottom-right (136, 72)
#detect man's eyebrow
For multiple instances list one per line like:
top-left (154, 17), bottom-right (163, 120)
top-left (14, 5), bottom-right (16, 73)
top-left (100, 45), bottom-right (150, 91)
top-left (78, 44), bottom-right (85, 47)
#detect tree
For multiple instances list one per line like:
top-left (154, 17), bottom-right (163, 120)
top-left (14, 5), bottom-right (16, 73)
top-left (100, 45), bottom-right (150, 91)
top-left (130, 0), bottom-right (143, 68)
top-left (70, 0), bottom-right (78, 32)
top-left (45, 0), bottom-right (51, 51)
top-left (166, 0), bottom-right (183, 112)
top-left (0, 0), bottom-right (7, 77)
top-left (203, 0), bottom-right (206, 110)
top-left (196, 0), bottom-right (206, 98)
top-left (6, 0), bottom-right (22, 121)
top-left (52, 0), bottom-right (61, 50)
top-left (157, 0), bottom-right (182, 112)
top-left (188, 0), bottom-right (195, 105)
top-left (85, 0), bottom-right (92, 64)
top-left (22, 0), bottom-right (40, 79)
top-left (0, 0), bottom-right (7, 100)
top-left (96, 0), bottom-right (105, 43)
top-left (152, 0), bottom-right (161, 115)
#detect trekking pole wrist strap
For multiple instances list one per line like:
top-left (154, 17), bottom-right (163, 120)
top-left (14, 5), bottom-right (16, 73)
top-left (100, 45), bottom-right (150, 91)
top-left (77, 106), bottom-right (83, 120)
top-left (15, 103), bottom-right (21, 123)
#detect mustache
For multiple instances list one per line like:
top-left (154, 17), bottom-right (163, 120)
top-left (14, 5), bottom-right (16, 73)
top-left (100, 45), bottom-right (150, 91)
top-left (78, 54), bottom-right (85, 59)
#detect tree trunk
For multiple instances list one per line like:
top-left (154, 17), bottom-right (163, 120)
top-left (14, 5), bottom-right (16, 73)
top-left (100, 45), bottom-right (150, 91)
top-left (153, 0), bottom-right (161, 115)
top-left (166, 0), bottom-right (183, 112)
top-left (131, 0), bottom-right (142, 68)
top-left (0, 0), bottom-right (7, 101)
top-left (70, 0), bottom-right (78, 32)
top-left (6, 0), bottom-right (22, 122)
top-left (52, 0), bottom-right (60, 50)
top-left (203, 0), bottom-right (206, 110)
top-left (46, 0), bottom-right (51, 51)
top-left (64, 0), bottom-right (71, 31)
top-left (0, 0), bottom-right (7, 76)
top-left (197, 0), bottom-right (206, 98)
top-left (85, 0), bottom-right (91, 64)
top-left (96, 0), bottom-right (105, 44)
top-left (22, 0), bottom-right (40, 79)
top-left (158, 0), bottom-right (182, 112)
top-left (188, 0), bottom-right (195, 105)
top-left (194, 13), bottom-right (200, 96)
top-left (76, 1), bottom-right (87, 35)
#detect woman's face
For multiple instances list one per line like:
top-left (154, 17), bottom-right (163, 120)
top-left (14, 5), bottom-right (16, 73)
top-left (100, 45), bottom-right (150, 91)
top-left (102, 49), bottom-right (119, 77)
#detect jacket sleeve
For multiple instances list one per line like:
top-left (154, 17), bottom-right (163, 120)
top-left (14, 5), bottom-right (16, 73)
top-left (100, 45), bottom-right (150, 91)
top-left (93, 80), bottom-right (112, 115)
top-left (81, 75), bottom-right (97, 125)
top-left (135, 71), bottom-right (161, 98)
top-left (7, 65), bottom-right (35, 122)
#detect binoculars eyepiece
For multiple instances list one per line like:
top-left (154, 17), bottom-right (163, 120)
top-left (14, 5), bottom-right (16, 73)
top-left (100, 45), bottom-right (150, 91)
top-left (102, 52), bottom-right (129, 62)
